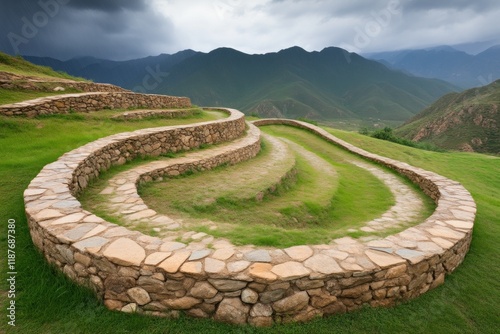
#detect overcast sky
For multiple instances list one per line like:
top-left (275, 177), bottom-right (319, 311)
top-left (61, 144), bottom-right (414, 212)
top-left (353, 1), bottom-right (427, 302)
top-left (1, 0), bottom-right (499, 60)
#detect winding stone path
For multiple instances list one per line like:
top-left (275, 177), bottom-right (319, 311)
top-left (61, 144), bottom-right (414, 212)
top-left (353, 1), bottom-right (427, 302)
top-left (22, 111), bottom-right (476, 326)
top-left (99, 122), bottom-right (262, 237)
top-left (348, 159), bottom-right (425, 234)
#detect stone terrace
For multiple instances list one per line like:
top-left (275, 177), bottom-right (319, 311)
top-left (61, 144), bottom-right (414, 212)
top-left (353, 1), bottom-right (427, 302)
top-left (0, 71), bottom-right (129, 93)
top-left (0, 92), bottom-right (191, 117)
top-left (24, 113), bottom-right (476, 326)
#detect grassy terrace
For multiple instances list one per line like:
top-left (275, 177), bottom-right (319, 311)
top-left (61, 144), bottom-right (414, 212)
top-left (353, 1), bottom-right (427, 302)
top-left (0, 112), bottom-right (499, 333)
top-left (134, 125), bottom-right (431, 247)
top-left (0, 88), bottom-right (84, 105)
top-left (0, 52), bottom-right (87, 81)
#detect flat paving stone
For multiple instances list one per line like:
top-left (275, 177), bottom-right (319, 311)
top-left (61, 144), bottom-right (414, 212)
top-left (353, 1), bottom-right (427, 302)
top-left (272, 261), bottom-right (310, 280)
top-left (103, 238), bottom-right (146, 266)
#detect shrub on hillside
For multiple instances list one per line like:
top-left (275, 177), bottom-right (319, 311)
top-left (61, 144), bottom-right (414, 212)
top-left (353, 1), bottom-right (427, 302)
top-left (366, 127), bottom-right (444, 152)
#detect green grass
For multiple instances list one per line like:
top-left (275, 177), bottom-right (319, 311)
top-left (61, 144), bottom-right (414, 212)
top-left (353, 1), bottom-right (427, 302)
top-left (0, 88), bottom-right (82, 105)
top-left (366, 127), bottom-right (445, 152)
top-left (120, 125), bottom-right (408, 247)
top-left (0, 52), bottom-right (86, 81)
top-left (0, 115), bottom-right (499, 333)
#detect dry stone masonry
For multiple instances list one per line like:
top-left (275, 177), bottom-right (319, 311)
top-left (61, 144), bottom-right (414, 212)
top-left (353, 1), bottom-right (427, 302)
top-left (0, 92), bottom-right (191, 117)
top-left (24, 111), bottom-right (476, 326)
top-left (111, 108), bottom-right (201, 121)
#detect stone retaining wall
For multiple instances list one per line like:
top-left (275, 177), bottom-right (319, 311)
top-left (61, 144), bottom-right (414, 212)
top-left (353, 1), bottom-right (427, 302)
top-left (0, 71), bottom-right (129, 93)
top-left (0, 92), bottom-right (191, 117)
top-left (111, 109), bottom-right (200, 120)
top-left (24, 116), bottom-right (475, 326)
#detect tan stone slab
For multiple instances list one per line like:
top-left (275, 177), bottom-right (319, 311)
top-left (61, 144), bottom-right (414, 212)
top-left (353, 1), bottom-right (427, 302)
top-left (445, 220), bottom-right (474, 230)
top-left (245, 249), bottom-right (271, 262)
top-left (62, 224), bottom-right (97, 242)
top-left (73, 236), bottom-right (109, 252)
top-left (272, 261), bottom-right (310, 280)
top-left (205, 258), bottom-right (226, 273)
top-left (322, 249), bottom-right (349, 261)
top-left (24, 188), bottom-right (47, 196)
top-left (82, 225), bottom-right (107, 239)
top-left (458, 205), bottom-right (476, 213)
top-left (180, 261), bottom-right (203, 275)
top-left (248, 263), bottom-right (277, 282)
top-left (399, 228), bottom-right (429, 241)
top-left (340, 261), bottom-right (363, 271)
top-left (103, 238), bottom-right (146, 266)
top-left (304, 254), bottom-right (343, 274)
top-left (158, 250), bottom-right (191, 273)
top-left (35, 208), bottom-right (64, 221)
top-left (212, 248), bottom-right (235, 261)
top-left (128, 209), bottom-right (157, 220)
top-left (145, 252), bottom-right (171, 265)
top-left (83, 215), bottom-right (106, 224)
top-left (365, 250), bottom-right (406, 268)
top-left (427, 227), bottom-right (465, 240)
top-left (99, 187), bottom-right (115, 195)
top-left (103, 227), bottom-right (134, 238)
top-left (394, 249), bottom-right (425, 264)
top-left (431, 237), bottom-right (455, 249)
top-left (117, 183), bottom-right (136, 192)
top-left (152, 216), bottom-right (175, 224)
top-left (333, 237), bottom-right (358, 245)
top-left (284, 246), bottom-right (313, 261)
top-left (160, 242), bottom-right (186, 252)
top-left (189, 249), bottom-right (212, 261)
top-left (191, 232), bottom-right (207, 240)
top-left (51, 212), bottom-right (87, 225)
top-left (227, 260), bottom-right (250, 273)
top-left (417, 241), bottom-right (443, 253)
top-left (451, 209), bottom-right (475, 220)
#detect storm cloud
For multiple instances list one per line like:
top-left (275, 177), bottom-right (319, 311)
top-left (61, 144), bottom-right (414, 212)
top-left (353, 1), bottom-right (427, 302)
top-left (0, 0), bottom-right (499, 60)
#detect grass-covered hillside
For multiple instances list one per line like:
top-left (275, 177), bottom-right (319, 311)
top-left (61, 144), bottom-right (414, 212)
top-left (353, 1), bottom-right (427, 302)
top-left (26, 47), bottom-right (458, 122)
top-left (395, 80), bottom-right (500, 154)
top-left (0, 52), bottom-right (89, 105)
top-left (0, 52), bottom-right (86, 81)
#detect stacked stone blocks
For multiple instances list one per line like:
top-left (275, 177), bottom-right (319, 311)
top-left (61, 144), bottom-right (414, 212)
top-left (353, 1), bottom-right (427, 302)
top-left (0, 92), bottom-right (191, 117)
top-left (24, 114), bottom-right (475, 326)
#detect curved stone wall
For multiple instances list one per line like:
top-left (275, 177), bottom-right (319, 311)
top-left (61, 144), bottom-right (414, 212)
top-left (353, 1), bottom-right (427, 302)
top-left (111, 108), bottom-right (201, 120)
top-left (0, 71), bottom-right (129, 92)
top-left (24, 116), bottom-right (475, 326)
top-left (0, 92), bottom-right (191, 117)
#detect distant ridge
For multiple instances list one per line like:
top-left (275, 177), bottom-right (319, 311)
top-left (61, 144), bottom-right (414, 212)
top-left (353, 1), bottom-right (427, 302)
top-left (25, 46), bottom-right (458, 121)
top-left (366, 45), bottom-right (500, 89)
top-left (395, 80), bottom-right (500, 154)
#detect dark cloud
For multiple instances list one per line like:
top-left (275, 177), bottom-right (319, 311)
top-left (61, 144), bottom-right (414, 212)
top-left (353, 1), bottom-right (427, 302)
top-left (0, 0), bottom-right (499, 60)
top-left (66, 0), bottom-right (148, 12)
top-left (405, 0), bottom-right (500, 13)
top-left (0, 0), bottom-right (175, 60)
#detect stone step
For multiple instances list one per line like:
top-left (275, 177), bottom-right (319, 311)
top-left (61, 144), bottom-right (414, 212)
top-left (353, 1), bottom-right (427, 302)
top-left (96, 122), bottom-right (263, 235)
top-left (0, 91), bottom-right (191, 117)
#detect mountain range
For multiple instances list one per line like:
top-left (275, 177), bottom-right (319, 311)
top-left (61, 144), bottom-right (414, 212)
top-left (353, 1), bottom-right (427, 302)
top-left (395, 79), bottom-right (500, 154)
top-left (365, 45), bottom-right (500, 89)
top-left (25, 47), bottom-right (457, 122)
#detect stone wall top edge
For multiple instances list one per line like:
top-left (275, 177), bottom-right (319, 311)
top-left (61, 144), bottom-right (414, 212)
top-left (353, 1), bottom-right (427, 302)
top-left (24, 116), bottom-right (475, 281)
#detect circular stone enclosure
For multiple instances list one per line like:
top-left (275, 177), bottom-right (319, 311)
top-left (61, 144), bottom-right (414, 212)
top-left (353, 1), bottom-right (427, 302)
top-left (24, 112), bottom-right (476, 326)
